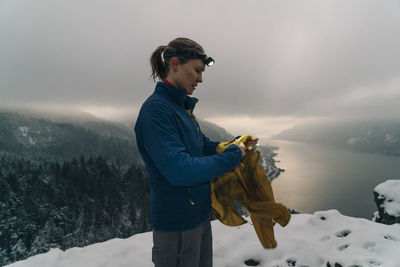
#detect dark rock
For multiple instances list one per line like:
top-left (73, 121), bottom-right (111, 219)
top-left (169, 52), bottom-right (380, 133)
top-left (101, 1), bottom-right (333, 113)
top-left (286, 258), bottom-right (297, 266)
top-left (244, 259), bottom-right (260, 266)
top-left (335, 229), bottom-right (351, 238)
top-left (288, 208), bottom-right (300, 214)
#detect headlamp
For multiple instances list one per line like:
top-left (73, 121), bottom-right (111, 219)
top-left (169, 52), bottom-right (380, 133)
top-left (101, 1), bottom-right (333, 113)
top-left (163, 49), bottom-right (215, 67)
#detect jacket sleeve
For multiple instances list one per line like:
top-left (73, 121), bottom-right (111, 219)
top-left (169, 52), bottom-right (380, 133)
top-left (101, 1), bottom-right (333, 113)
top-left (201, 133), bottom-right (220, 156)
top-left (141, 101), bottom-right (242, 187)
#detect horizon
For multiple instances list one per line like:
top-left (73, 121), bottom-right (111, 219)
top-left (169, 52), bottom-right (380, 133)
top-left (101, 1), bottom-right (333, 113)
top-left (2, 105), bottom-right (400, 142)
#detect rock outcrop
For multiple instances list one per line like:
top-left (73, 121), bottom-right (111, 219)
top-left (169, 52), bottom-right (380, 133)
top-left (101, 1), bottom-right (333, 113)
top-left (372, 180), bottom-right (400, 224)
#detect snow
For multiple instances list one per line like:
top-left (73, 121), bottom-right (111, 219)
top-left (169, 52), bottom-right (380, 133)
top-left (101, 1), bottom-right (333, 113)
top-left (7, 210), bottom-right (400, 267)
top-left (384, 134), bottom-right (398, 145)
top-left (375, 180), bottom-right (400, 217)
top-left (347, 137), bottom-right (360, 145)
top-left (18, 126), bottom-right (29, 137)
top-left (28, 136), bottom-right (37, 145)
top-left (17, 126), bottom-right (37, 145)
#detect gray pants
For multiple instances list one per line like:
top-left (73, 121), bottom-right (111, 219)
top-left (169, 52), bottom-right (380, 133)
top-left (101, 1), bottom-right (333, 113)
top-left (152, 219), bottom-right (213, 267)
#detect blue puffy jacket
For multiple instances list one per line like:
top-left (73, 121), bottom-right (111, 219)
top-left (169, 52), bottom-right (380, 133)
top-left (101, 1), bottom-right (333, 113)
top-left (134, 82), bottom-right (242, 230)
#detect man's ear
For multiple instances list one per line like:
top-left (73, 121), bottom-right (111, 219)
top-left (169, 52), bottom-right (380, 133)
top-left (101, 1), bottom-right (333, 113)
top-left (170, 57), bottom-right (180, 72)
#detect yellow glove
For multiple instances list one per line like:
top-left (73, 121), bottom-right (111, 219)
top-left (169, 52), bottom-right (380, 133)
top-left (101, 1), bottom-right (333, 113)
top-left (217, 135), bottom-right (253, 153)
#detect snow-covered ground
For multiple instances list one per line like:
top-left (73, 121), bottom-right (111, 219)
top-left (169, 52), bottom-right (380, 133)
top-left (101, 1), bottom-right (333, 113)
top-left (7, 210), bottom-right (400, 267)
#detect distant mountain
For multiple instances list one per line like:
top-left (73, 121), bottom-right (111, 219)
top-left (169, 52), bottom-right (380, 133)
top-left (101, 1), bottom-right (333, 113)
top-left (274, 118), bottom-right (400, 156)
top-left (0, 108), bottom-right (140, 167)
top-left (197, 119), bottom-right (235, 141)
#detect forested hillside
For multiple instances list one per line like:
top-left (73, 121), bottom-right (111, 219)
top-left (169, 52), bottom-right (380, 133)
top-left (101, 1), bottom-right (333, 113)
top-left (0, 109), bottom-right (150, 265)
top-left (0, 154), bottom-right (150, 265)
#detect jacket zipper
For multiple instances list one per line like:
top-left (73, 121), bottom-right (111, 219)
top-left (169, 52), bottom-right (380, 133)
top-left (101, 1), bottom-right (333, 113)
top-left (188, 188), bottom-right (195, 206)
top-left (185, 109), bottom-right (202, 206)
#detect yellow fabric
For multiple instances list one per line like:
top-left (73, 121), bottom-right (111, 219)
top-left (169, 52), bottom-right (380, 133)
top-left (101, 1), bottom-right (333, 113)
top-left (211, 135), bottom-right (291, 248)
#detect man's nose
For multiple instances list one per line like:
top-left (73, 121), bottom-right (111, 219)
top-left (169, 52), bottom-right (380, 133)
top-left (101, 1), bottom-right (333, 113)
top-left (197, 74), bottom-right (203, 83)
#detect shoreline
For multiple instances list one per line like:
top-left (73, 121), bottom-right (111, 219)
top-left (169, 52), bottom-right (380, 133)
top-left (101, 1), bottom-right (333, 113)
top-left (257, 145), bottom-right (285, 181)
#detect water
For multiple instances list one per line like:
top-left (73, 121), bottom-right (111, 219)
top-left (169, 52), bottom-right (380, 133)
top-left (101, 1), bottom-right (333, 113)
top-left (268, 140), bottom-right (400, 219)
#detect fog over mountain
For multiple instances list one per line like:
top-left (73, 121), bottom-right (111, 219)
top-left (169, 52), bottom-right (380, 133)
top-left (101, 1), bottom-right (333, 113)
top-left (275, 118), bottom-right (400, 156)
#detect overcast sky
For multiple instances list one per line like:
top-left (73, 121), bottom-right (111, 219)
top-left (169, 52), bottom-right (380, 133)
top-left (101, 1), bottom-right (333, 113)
top-left (1, 0), bottom-right (400, 138)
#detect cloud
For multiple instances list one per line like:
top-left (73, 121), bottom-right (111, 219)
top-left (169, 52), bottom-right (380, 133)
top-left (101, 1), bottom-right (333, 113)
top-left (1, 0), bottom-right (400, 131)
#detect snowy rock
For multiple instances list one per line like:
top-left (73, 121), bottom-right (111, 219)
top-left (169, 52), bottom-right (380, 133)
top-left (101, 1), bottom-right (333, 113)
top-left (373, 180), bottom-right (400, 225)
top-left (260, 150), bottom-right (284, 181)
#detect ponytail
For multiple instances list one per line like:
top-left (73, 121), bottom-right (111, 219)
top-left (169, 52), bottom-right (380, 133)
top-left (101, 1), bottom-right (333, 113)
top-left (150, 45), bottom-right (167, 81)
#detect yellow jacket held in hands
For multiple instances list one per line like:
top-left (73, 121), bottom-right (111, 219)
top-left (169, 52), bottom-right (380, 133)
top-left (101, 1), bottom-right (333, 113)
top-left (211, 135), bottom-right (291, 248)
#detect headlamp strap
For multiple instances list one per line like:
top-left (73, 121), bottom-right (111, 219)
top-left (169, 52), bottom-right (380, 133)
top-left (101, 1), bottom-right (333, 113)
top-left (163, 49), bottom-right (214, 66)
